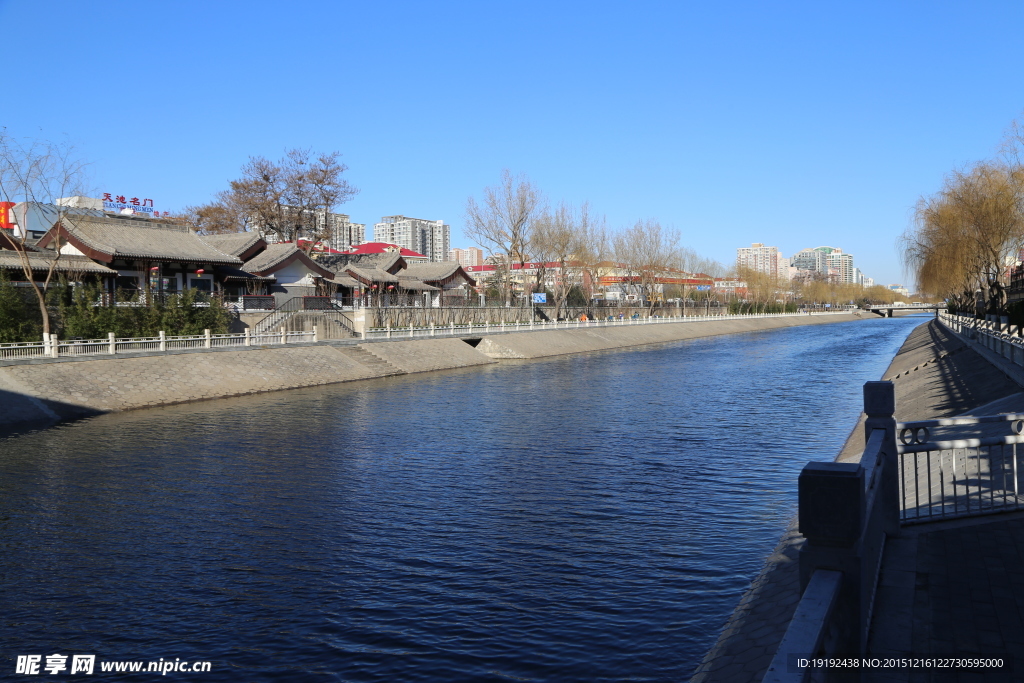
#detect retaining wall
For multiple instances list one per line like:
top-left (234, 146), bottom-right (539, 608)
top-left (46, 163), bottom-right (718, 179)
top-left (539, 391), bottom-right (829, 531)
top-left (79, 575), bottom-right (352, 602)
top-left (475, 313), bottom-right (867, 359)
top-left (0, 312), bottom-right (869, 435)
top-left (0, 339), bottom-right (495, 434)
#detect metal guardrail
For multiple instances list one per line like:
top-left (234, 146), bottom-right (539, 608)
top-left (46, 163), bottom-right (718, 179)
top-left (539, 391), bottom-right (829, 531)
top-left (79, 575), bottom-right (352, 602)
top-left (253, 297), bottom-right (357, 337)
top-left (0, 328), bottom-right (317, 361)
top-left (363, 310), bottom-right (856, 340)
top-left (767, 375), bottom-right (1024, 676)
top-left (895, 414), bottom-right (1024, 523)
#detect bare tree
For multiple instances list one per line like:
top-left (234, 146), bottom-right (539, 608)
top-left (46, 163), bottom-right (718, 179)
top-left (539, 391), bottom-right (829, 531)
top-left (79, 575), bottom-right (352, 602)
top-left (281, 148), bottom-right (358, 253)
top-left (613, 219), bottom-right (682, 313)
top-left (0, 130), bottom-right (89, 338)
top-left (205, 149), bottom-right (357, 247)
top-left (182, 190), bottom-right (251, 234)
top-left (465, 170), bottom-right (541, 305)
top-left (530, 202), bottom-right (600, 317)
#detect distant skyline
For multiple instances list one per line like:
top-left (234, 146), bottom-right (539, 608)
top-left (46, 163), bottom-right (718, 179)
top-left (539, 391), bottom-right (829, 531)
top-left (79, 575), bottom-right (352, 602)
top-left (4, 0), bottom-right (1024, 287)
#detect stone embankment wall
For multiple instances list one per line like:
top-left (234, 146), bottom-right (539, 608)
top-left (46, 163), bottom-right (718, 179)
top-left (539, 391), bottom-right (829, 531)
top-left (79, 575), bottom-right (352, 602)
top-left (0, 339), bottom-right (495, 433)
top-left (690, 319), bottom-right (1024, 683)
top-left (0, 312), bottom-right (868, 435)
top-left (476, 312), bottom-right (866, 359)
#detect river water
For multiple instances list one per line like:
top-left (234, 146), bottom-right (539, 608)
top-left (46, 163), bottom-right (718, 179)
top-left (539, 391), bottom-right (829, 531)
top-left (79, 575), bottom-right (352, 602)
top-left (0, 316), bottom-right (926, 681)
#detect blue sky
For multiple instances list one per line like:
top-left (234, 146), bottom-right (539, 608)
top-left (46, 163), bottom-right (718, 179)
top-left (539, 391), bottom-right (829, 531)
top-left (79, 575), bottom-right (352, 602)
top-left (3, 0), bottom-right (1023, 286)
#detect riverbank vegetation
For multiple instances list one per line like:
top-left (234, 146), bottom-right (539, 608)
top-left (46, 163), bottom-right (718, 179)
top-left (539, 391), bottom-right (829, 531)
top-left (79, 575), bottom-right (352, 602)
top-left (464, 171), bottom-right (905, 316)
top-left (901, 119), bottom-right (1024, 316)
top-left (0, 274), bottom-right (233, 343)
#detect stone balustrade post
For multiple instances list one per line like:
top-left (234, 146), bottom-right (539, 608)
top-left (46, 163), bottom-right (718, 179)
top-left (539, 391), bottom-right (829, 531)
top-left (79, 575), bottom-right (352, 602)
top-left (204, 329), bottom-right (212, 349)
top-left (108, 332), bottom-right (116, 355)
top-left (159, 330), bottom-right (166, 352)
top-left (244, 328), bottom-right (251, 346)
top-left (796, 380), bottom-right (898, 656)
top-left (863, 381), bottom-right (899, 538)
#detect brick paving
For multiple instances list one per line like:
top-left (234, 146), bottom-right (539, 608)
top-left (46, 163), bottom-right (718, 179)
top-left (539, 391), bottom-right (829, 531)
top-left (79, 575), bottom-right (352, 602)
top-left (866, 514), bottom-right (1024, 682)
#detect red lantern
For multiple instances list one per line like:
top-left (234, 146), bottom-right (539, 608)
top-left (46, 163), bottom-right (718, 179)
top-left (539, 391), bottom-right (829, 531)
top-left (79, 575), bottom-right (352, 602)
top-left (149, 266), bottom-right (159, 271)
top-left (196, 269), bottom-right (205, 275)
top-left (387, 285), bottom-right (394, 290)
top-left (371, 284), bottom-right (378, 289)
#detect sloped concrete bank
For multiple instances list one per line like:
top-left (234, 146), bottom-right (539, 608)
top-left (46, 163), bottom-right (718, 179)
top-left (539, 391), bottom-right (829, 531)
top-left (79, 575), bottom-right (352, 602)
top-left (0, 313), bottom-right (867, 435)
top-left (475, 312), bottom-right (866, 358)
top-left (0, 339), bottom-right (496, 434)
top-left (690, 319), bottom-right (1024, 683)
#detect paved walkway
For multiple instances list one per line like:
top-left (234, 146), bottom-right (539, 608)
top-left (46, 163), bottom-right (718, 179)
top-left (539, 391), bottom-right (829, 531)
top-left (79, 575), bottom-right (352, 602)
top-left (866, 513), bottom-right (1024, 682)
top-left (864, 324), bottom-right (1024, 682)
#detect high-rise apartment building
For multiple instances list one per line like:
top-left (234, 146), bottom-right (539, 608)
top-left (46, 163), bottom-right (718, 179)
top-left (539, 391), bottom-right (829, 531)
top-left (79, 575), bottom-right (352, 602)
top-left (790, 246), bottom-right (857, 284)
top-left (791, 248), bottom-right (828, 274)
top-left (374, 215), bottom-right (451, 262)
top-left (816, 247), bottom-right (854, 284)
top-left (257, 208), bottom-right (365, 252)
top-left (736, 243), bottom-right (789, 279)
top-left (325, 213), bottom-right (365, 252)
top-left (449, 247), bottom-right (483, 267)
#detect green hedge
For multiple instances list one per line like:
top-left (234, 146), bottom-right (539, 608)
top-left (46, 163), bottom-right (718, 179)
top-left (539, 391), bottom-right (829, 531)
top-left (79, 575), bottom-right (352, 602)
top-left (0, 277), bottom-right (233, 343)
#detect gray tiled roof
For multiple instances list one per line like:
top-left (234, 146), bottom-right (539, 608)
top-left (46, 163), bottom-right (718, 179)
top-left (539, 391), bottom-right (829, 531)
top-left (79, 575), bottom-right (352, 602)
top-left (0, 252), bottom-right (117, 274)
top-left (216, 265), bottom-right (276, 282)
top-left (200, 232), bottom-right (265, 257)
top-left (241, 243), bottom-right (300, 274)
top-left (332, 274), bottom-right (360, 288)
top-left (395, 278), bottom-right (438, 291)
top-left (61, 214), bottom-right (242, 265)
top-left (402, 261), bottom-right (476, 285)
top-left (345, 265), bottom-right (399, 283)
top-left (316, 251), bottom-right (406, 274)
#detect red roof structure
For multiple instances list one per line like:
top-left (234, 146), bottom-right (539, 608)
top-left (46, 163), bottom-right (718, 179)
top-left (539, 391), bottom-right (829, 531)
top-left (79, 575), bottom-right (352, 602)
top-left (342, 242), bottom-right (428, 259)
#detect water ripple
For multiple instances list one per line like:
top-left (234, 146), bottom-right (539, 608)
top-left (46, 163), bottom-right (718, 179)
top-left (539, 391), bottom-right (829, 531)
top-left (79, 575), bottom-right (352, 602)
top-left (0, 317), bottom-right (925, 681)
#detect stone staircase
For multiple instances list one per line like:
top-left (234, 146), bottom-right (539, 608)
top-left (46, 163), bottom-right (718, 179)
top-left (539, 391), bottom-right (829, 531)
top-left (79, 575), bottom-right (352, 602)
top-left (335, 346), bottom-right (404, 376)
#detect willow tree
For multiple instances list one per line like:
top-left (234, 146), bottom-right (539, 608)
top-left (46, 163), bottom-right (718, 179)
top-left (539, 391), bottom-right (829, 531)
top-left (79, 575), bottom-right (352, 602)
top-left (902, 162), bottom-right (1024, 314)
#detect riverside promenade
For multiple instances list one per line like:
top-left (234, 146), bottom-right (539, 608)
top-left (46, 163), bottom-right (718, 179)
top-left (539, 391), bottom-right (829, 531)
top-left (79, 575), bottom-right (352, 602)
top-left (691, 319), bottom-right (1024, 682)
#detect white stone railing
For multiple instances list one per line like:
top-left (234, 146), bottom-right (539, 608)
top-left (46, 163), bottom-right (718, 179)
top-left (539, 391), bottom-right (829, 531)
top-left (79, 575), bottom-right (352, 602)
top-left (939, 312), bottom-right (1024, 366)
top-left (0, 328), bottom-right (318, 362)
top-left (363, 309), bottom-right (856, 340)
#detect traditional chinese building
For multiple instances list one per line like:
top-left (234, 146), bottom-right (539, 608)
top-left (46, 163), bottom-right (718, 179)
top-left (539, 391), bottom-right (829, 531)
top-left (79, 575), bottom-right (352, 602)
top-left (37, 212), bottom-right (241, 295)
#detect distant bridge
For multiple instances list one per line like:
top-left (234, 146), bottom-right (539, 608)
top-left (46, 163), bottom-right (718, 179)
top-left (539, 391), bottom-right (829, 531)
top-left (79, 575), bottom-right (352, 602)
top-left (865, 303), bottom-right (945, 318)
